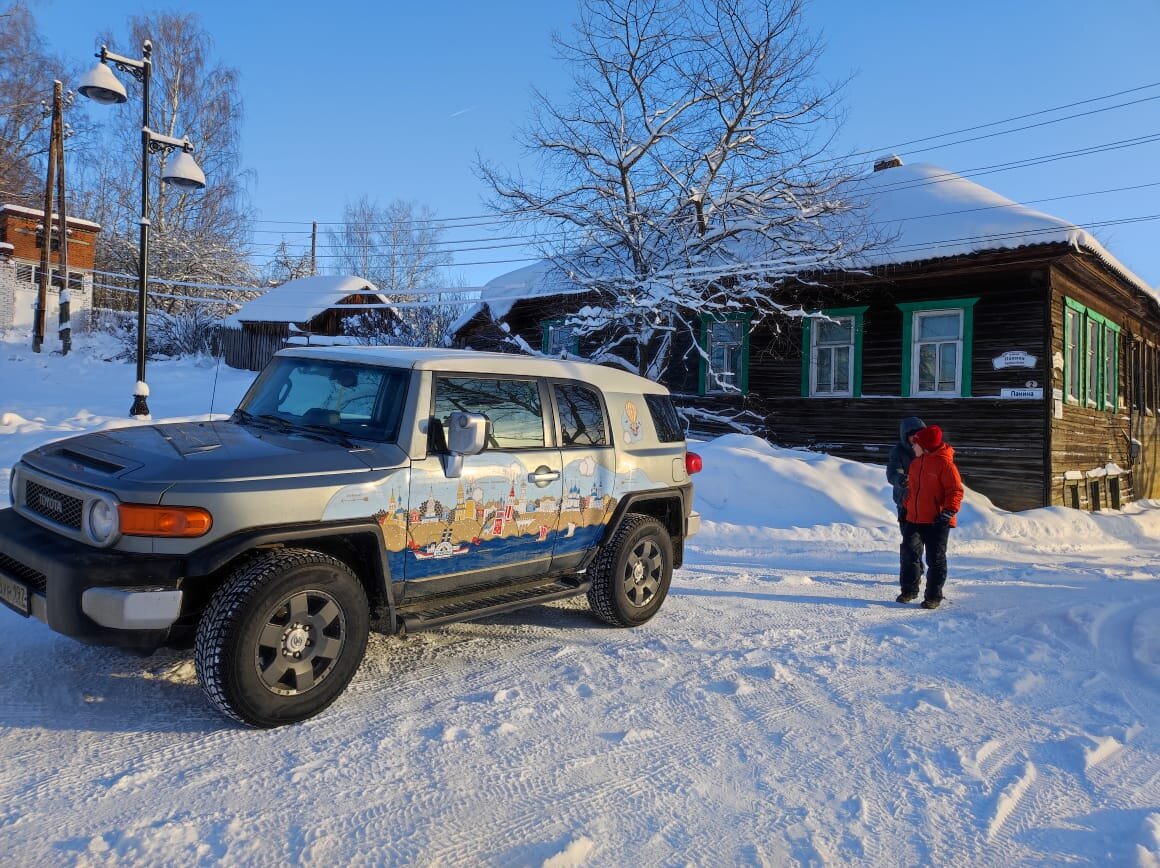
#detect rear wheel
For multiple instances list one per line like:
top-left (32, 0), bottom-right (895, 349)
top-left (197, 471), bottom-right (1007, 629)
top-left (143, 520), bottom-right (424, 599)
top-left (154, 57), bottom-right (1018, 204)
top-left (587, 514), bottom-right (673, 627)
top-left (195, 548), bottom-right (369, 728)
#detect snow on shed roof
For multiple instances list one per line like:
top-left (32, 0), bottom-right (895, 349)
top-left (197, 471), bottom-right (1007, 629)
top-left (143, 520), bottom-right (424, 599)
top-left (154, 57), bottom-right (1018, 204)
top-left (229, 275), bottom-right (388, 324)
top-left (472, 162), bottom-right (1155, 311)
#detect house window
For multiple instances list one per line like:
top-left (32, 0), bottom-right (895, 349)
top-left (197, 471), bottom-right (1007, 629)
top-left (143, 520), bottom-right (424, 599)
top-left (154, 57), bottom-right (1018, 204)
top-left (1062, 298), bottom-right (1119, 411)
top-left (26, 266), bottom-right (83, 292)
top-left (1065, 307), bottom-right (1082, 402)
top-left (1104, 330), bottom-right (1117, 410)
top-left (541, 319), bottom-right (578, 357)
top-left (801, 306), bottom-right (867, 397)
top-left (1085, 318), bottom-right (1100, 407)
top-left (699, 313), bottom-right (750, 395)
top-left (897, 299), bottom-right (978, 398)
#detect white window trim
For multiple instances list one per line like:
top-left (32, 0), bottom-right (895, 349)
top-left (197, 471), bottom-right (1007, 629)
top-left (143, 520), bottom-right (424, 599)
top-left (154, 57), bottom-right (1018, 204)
top-left (910, 309), bottom-right (963, 397)
top-left (809, 315), bottom-right (855, 397)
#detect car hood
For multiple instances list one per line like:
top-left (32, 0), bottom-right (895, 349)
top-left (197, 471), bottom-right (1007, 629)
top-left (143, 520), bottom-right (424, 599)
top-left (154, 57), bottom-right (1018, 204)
top-left (23, 419), bottom-right (406, 485)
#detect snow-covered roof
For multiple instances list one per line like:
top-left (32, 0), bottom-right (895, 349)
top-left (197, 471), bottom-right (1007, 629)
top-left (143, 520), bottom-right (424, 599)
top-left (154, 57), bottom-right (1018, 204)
top-left (228, 275), bottom-right (388, 325)
top-left (855, 162), bottom-right (1154, 298)
top-left (0, 203), bottom-right (101, 231)
top-left (471, 162), bottom-right (1156, 314)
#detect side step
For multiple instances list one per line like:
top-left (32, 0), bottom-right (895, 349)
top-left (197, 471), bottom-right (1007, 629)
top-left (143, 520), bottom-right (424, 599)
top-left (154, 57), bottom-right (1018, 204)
top-left (397, 578), bottom-right (589, 634)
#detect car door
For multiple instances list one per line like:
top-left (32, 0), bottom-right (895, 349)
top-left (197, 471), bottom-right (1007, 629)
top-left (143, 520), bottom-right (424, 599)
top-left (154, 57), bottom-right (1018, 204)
top-left (549, 380), bottom-right (617, 572)
top-left (402, 374), bottom-right (564, 598)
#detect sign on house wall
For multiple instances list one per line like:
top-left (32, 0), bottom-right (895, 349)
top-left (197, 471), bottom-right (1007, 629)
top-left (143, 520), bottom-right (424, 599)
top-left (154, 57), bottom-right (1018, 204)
top-left (992, 350), bottom-right (1038, 369)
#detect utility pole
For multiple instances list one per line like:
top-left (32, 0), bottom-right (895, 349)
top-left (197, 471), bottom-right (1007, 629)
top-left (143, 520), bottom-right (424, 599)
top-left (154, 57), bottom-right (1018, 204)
top-left (311, 220), bottom-right (317, 275)
top-left (54, 81), bottom-right (71, 355)
top-left (32, 80), bottom-right (61, 354)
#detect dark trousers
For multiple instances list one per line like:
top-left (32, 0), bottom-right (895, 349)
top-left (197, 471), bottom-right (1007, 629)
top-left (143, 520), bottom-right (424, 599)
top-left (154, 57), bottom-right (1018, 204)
top-left (900, 522), bottom-right (950, 601)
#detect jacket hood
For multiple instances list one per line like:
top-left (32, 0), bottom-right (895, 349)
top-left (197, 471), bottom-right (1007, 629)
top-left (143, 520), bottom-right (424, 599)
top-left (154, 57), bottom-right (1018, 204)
top-left (898, 416), bottom-right (925, 446)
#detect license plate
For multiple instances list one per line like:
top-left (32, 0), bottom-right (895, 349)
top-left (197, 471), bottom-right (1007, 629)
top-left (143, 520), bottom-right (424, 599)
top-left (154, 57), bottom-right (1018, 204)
top-left (0, 573), bottom-right (30, 617)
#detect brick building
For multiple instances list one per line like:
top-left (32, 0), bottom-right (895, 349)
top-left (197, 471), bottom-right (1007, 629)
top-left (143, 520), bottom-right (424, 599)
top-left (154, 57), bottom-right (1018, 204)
top-left (0, 204), bottom-right (101, 337)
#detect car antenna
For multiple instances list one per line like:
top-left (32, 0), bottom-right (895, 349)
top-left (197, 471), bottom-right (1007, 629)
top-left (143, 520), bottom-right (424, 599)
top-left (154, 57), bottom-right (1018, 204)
top-left (208, 343), bottom-right (225, 421)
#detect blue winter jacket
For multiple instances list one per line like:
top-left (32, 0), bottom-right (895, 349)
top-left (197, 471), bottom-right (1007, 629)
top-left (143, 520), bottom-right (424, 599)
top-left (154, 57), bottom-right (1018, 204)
top-left (886, 416), bottom-right (926, 508)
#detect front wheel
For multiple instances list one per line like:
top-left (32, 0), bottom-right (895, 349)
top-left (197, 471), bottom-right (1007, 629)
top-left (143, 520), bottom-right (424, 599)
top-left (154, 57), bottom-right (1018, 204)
top-left (587, 514), bottom-right (674, 627)
top-left (195, 548), bottom-right (369, 727)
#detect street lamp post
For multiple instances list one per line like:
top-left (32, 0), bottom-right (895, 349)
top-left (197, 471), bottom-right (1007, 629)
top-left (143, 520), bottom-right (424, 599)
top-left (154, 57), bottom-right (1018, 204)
top-left (78, 41), bottom-right (206, 418)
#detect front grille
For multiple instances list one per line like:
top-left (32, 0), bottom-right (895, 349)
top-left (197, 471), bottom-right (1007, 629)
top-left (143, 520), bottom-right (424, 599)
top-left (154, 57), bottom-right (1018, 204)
top-left (25, 480), bottom-right (84, 530)
top-left (0, 552), bottom-right (47, 595)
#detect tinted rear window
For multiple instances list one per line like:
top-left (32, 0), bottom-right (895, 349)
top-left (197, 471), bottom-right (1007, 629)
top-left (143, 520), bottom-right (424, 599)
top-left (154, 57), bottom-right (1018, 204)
top-left (555, 383), bottom-right (608, 447)
top-left (644, 394), bottom-right (684, 443)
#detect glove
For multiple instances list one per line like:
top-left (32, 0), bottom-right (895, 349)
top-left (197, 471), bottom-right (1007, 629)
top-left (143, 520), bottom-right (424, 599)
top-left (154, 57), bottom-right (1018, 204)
top-left (935, 510), bottom-right (954, 528)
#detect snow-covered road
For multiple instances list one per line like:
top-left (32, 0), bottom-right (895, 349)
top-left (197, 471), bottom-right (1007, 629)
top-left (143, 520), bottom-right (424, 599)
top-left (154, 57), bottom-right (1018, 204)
top-left (2, 337), bottom-right (1159, 866)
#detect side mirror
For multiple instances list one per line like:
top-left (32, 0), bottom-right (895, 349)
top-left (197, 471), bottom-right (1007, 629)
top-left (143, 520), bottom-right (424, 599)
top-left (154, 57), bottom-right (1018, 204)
top-left (443, 411), bottom-right (490, 477)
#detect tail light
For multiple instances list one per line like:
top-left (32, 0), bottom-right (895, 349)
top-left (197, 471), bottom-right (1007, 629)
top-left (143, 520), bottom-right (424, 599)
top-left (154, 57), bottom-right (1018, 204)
top-left (685, 451), bottom-right (703, 474)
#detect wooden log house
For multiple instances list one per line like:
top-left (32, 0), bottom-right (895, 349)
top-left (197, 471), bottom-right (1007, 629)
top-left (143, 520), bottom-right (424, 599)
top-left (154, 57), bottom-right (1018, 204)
top-left (451, 161), bottom-right (1160, 512)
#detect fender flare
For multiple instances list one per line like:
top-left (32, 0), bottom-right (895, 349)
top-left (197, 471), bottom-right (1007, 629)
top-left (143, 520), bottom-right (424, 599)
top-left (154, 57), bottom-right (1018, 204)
top-left (183, 519), bottom-right (397, 632)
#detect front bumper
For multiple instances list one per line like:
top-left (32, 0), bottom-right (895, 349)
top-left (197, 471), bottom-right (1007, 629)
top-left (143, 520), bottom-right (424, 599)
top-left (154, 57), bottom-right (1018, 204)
top-left (0, 508), bottom-right (187, 650)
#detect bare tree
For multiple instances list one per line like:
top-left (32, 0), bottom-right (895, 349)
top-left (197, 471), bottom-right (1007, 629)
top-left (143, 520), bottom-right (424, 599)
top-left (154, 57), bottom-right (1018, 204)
top-left (325, 197), bottom-right (464, 346)
top-left (82, 12), bottom-right (254, 310)
top-left (0, 3), bottom-right (72, 208)
top-left (261, 237), bottom-right (314, 285)
top-left (479, 0), bottom-right (871, 381)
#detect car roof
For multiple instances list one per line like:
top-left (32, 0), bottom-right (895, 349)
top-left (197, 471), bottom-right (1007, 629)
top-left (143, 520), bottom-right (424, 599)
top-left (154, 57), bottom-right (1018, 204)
top-left (275, 345), bottom-right (670, 394)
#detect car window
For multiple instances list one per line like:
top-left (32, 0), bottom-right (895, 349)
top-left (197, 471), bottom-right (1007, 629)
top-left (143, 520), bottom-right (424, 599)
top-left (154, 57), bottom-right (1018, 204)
top-left (434, 377), bottom-right (545, 449)
top-left (555, 383), bottom-right (608, 447)
top-left (644, 394), bottom-right (684, 443)
top-left (238, 357), bottom-right (408, 442)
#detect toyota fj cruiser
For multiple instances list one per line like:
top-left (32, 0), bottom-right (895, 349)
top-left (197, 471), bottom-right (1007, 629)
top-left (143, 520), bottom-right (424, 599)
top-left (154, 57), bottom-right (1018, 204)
top-left (0, 347), bottom-right (701, 727)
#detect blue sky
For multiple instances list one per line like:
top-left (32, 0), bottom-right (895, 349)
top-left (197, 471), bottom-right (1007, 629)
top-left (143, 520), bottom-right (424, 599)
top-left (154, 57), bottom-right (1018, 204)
top-left (29, 0), bottom-right (1160, 289)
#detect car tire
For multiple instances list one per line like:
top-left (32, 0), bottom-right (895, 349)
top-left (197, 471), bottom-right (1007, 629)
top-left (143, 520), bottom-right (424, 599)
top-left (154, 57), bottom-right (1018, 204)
top-left (195, 548), bottom-right (369, 728)
top-left (587, 514), bottom-right (673, 627)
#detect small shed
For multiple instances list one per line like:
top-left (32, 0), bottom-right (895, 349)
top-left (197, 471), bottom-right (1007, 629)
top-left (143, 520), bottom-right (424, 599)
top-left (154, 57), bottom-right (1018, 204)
top-left (218, 275), bottom-right (400, 371)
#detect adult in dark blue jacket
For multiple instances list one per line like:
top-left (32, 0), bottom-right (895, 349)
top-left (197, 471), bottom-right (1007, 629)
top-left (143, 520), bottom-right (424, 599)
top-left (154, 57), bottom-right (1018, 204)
top-left (886, 416), bottom-right (924, 599)
top-left (886, 416), bottom-right (925, 520)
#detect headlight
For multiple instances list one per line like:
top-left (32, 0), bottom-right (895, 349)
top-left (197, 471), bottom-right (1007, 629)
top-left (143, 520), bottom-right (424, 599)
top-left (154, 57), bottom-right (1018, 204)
top-left (87, 497), bottom-right (119, 546)
top-left (6, 467), bottom-right (18, 508)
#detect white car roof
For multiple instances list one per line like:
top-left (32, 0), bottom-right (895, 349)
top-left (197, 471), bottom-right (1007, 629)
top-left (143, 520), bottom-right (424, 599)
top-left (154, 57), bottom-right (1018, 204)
top-left (276, 345), bottom-right (670, 394)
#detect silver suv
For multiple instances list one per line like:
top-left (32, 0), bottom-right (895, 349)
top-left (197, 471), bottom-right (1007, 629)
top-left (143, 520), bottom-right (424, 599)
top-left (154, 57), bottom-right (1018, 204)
top-left (1, 347), bottom-right (701, 726)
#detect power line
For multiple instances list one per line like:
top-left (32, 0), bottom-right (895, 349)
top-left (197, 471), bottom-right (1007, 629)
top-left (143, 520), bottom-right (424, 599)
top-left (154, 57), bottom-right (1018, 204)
top-left (242, 79), bottom-right (1160, 233)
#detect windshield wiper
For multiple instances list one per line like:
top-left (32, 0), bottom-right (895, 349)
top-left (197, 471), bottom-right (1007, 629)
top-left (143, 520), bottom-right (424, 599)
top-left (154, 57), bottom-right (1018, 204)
top-left (298, 424), bottom-right (357, 448)
top-left (235, 410), bottom-right (294, 432)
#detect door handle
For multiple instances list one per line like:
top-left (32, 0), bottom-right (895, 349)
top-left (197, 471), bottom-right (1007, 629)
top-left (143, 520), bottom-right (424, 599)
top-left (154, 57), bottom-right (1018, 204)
top-left (528, 466), bottom-right (560, 487)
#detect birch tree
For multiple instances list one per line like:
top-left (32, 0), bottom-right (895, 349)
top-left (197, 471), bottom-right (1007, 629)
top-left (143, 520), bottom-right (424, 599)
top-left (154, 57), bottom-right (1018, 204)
top-left (479, 0), bottom-right (870, 381)
top-left (85, 12), bottom-right (254, 307)
top-left (0, 4), bottom-right (72, 208)
top-left (325, 197), bottom-right (464, 346)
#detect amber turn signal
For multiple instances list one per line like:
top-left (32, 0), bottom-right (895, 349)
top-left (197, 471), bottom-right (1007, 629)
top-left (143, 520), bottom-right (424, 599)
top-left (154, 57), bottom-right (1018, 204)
top-left (118, 504), bottom-right (213, 537)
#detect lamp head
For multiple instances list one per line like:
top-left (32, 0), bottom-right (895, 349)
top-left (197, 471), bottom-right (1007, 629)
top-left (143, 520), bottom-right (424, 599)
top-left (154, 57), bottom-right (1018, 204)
top-left (161, 148), bottom-right (206, 190)
top-left (77, 61), bottom-right (128, 105)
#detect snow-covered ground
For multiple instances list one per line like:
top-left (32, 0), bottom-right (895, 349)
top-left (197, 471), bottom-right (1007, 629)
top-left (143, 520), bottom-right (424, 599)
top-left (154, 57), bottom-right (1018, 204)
top-left (1, 333), bottom-right (1159, 867)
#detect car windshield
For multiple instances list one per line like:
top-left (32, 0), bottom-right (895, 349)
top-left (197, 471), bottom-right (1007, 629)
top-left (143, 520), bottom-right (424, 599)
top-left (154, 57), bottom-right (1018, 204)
top-left (236, 357), bottom-right (409, 443)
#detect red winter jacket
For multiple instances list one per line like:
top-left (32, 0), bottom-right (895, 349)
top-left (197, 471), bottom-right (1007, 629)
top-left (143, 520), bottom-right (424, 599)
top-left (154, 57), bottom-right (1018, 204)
top-left (903, 443), bottom-right (964, 526)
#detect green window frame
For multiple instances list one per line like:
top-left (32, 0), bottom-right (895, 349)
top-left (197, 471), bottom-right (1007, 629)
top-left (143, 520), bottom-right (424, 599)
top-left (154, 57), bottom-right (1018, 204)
top-left (897, 298), bottom-right (979, 398)
top-left (698, 312), bottom-right (750, 395)
top-left (1063, 298), bottom-right (1120, 411)
top-left (800, 306), bottom-right (868, 397)
top-left (541, 318), bottom-right (579, 356)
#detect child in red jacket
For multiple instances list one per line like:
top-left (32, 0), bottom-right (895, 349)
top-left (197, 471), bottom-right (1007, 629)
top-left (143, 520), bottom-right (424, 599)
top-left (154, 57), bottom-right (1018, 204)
top-left (898, 425), bottom-right (964, 609)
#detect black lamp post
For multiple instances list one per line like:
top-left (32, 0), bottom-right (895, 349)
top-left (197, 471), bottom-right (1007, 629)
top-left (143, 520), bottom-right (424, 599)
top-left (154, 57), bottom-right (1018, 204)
top-left (78, 41), bottom-right (206, 418)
